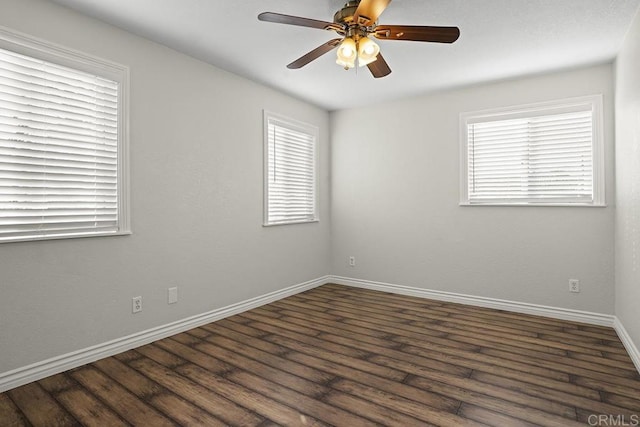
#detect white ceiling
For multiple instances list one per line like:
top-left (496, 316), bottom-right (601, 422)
top-left (48, 0), bottom-right (640, 111)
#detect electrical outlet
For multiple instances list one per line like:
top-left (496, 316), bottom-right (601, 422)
top-left (168, 287), bottom-right (178, 304)
top-left (349, 256), bottom-right (356, 267)
top-left (569, 279), bottom-right (580, 293)
top-left (132, 296), bottom-right (142, 313)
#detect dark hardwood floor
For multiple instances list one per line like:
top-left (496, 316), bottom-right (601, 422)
top-left (1, 284), bottom-right (639, 426)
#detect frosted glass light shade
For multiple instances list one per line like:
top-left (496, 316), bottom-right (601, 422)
top-left (336, 37), bottom-right (357, 69)
top-left (357, 37), bottom-right (380, 67)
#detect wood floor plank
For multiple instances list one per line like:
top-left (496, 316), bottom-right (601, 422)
top-left (371, 354), bottom-right (577, 418)
top-left (188, 334), bottom-right (334, 395)
top-left (246, 317), bottom-right (408, 382)
top-left (480, 347), bottom-right (640, 381)
top-left (255, 308), bottom-right (480, 385)
top-left (427, 320), bottom-right (609, 356)
top-left (322, 330), bottom-right (602, 401)
top-left (200, 322), bottom-right (291, 355)
top-left (470, 370), bottom-right (638, 418)
top-left (536, 333), bottom-right (630, 355)
top-left (0, 393), bottom-right (29, 427)
top-left (94, 356), bottom-right (227, 426)
top-left (93, 356), bottom-right (165, 398)
top-left (312, 289), bottom-right (610, 357)
top-left (2, 283), bottom-right (640, 427)
top-left (8, 382), bottom-right (78, 427)
top-left (156, 332), bottom-right (330, 425)
top-left (134, 343), bottom-right (187, 369)
top-left (245, 308), bottom-right (374, 360)
top-left (321, 389), bottom-right (432, 426)
top-left (225, 370), bottom-right (374, 427)
top-left (270, 299), bottom-right (481, 352)
top-left (257, 334), bottom-right (462, 413)
top-left (176, 362), bottom-right (328, 426)
top-left (213, 318), bottom-right (270, 337)
top-left (331, 378), bottom-right (485, 426)
top-left (318, 285), bottom-right (584, 330)
top-left (566, 327), bottom-right (627, 342)
top-left (69, 366), bottom-right (176, 427)
top-left (572, 374), bottom-right (640, 401)
top-left (603, 351), bottom-right (638, 362)
top-left (53, 387), bottom-right (128, 427)
top-left (309, 291), bottom-right (541, 339)
top-left (36, 372), bottom-right (128, 427)
top-left (127, 355), bottom-right (265, 426)
top-left (248, 294), bottom-right (599, 399)
top-left (601, 391), bottom-right (640, 412)
top-left (457, 403), bottom-right (539, 427)
top-left (446, 332), bottom-right (569, 356)
top-left (267, 301), bottom-right (439, 347)
top-left (154, 337), bottom-right (235, 376)
top-left (150, 393), bottom-right (228, 427)
top-left (568, 351), bottom-right (638, 371)
top-left (304, 292), bottom-right (601, 356)
top-left (406, 375), bottom-right (582, 427)
top-left (396, 333), bottom-right (569, 382)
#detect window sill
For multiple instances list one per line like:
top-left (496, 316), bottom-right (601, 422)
top-left (263, 219), bottom-right (319, 227)
top-left (459, 202), bottom-right (607, 207)
top-left (0, 230), bottom-right (132, 244)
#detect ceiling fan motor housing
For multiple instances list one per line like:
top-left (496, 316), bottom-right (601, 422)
top-left (334, 1), bottom-right (359, 25)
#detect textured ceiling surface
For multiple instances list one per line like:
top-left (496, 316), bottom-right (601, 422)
top-left (48, 0), bottom-right (640, 110)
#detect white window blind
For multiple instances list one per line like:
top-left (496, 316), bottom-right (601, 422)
top-left (0, 30), bottom-right (129, 242)
top-left (460, 96), bottom-right (604, 206)
top-left (264, 112), bottom-right (318, 226)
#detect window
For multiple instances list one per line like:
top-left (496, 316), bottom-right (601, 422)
top-left (263, 111), bottom-right (318, 226)
top-left (0, 28), bottom-right (129, 243)
top-left (460, 95), bottom-right (604, 206)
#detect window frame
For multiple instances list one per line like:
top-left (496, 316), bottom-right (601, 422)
top-left (459, 95), bottom-right (605, 207)
top-left (0, 26), bottom-right (130, 243)
top-left (263, 110), bottom-right (319, 226)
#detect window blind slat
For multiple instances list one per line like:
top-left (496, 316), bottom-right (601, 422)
top-left (466, 106), bottom-right (597, 204)
top-left (0, 42), bottom-right (123, 241)
top-left (265, 115), bottom-right (317, 225)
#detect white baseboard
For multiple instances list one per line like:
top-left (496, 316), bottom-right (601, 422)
top-left (0, 276), bottom-right (329, 393)
top-left (614, 317), bottom-right (640, 374)
top-left (330, 275), bottom-right (616, 327)
top-left (3, 274), bottom-right (636, 392)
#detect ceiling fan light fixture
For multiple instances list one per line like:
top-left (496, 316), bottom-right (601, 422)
top-left (259, 0), bottom-right (460, 79)
top-left (336, 37), bottom-right (357, 69)
top-left (357, 37), bottom-right (380, 67)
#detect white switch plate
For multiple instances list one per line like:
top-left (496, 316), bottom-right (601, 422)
top-left (168, 287), bottom-right (178, 304)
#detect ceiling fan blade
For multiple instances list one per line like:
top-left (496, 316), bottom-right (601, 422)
top-left (375, 25), bottom-right (460, 43)
top-left (287, 39), bottom-right (342, 69)
top-left (353, 0), bottom-right (392, 26)
top-left (367, 53), bottom-right (392, 78)
top-left (258, 12), bottom-right (341, 32)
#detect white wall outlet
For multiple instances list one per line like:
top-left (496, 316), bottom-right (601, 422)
top-left (168, 287), bottom-right (178, 304)
top-left (569, 279), bottom-right (580, 293)
top-left (132, 296), bottom-right (142, 313)
top-left (349, 256), bottom-right (356, 267)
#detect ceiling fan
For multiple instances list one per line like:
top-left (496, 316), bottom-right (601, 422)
top-left (258, 0), bottom-right (460, 78)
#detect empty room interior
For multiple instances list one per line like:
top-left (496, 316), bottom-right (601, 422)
top-left (1, 0), bottom-right (640, 425)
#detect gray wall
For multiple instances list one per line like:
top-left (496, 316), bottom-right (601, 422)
top-left (615, 8), bottom-right (640, 351)
top-left (1, 0), bottom-right (634, 379)
top-left (0, 0), bottom-right (330, 373)
top-left (330, 64), bottom-right (615, 314)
